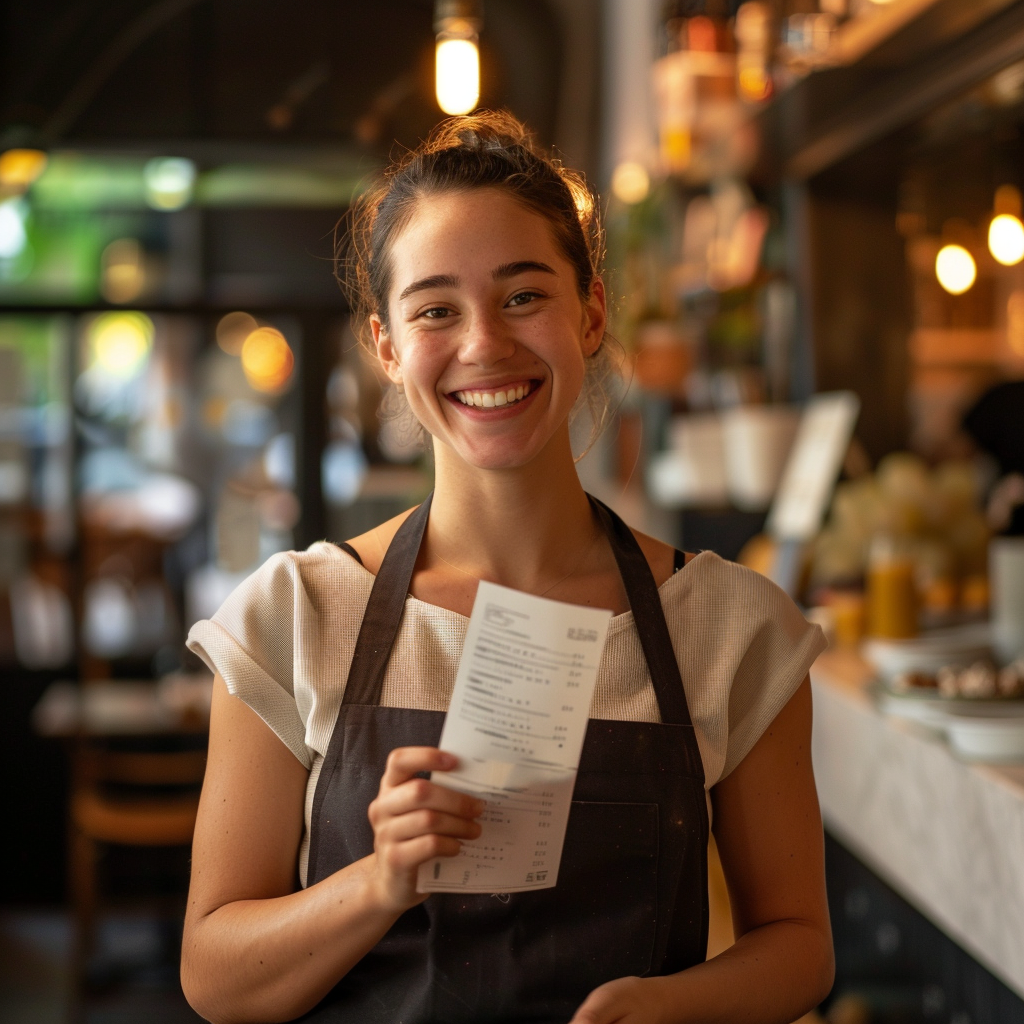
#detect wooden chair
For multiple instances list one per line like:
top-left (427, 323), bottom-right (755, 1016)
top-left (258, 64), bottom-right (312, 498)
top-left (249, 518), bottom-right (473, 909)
top-left (68, 743), bottom-right (206, 979)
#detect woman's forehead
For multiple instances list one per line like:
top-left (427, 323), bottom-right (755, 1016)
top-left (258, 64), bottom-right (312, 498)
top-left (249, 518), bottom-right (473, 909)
top-left (391, 188), bottom-right (564, 270)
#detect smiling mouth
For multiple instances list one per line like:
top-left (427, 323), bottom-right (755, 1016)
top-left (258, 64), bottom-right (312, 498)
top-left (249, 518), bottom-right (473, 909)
top-left (451, 381), bottom-right (537, 409)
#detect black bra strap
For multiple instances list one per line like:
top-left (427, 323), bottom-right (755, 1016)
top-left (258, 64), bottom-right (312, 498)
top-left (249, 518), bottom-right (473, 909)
top-left (673, 548), bottom-right (686, 573)
top-left (337, 541), bottom-right (364, 566)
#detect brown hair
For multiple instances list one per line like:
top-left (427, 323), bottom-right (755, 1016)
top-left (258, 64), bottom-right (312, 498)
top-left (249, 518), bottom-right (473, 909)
top-left (336, 110), bottom-right (619, 454)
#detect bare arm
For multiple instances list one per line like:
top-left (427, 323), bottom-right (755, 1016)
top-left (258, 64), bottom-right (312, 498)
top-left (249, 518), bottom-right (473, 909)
top-left (570, 677), bottom-right (834, 1024)
top-left (181, 676), bottom-right (483, 1024)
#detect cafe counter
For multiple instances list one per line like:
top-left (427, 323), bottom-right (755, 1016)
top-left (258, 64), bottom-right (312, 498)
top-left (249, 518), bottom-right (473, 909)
top-left (810, 649), bottom-right (1024, 1001)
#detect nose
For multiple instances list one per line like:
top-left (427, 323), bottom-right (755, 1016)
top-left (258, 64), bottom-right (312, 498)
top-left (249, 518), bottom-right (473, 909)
top-left (457, 309), bottom-right (517, 366)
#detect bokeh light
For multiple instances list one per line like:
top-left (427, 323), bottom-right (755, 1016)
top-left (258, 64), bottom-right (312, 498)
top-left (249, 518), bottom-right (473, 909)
top-left (738, 65), bottom-right (771, 102)
top-left (241, 327), bottom-right (294, 393)
top-left (88, 312), bottom-right (155, 378)
top-left (935, 244), bottom-right (976, 295)
top-left (988, 214), bottom-right (1024, 266)
top-left (0, 198), bottom-right (28, 258)
top-left (611, 162), bottom-right (651, 205)
top-left (216, 311), bottom-right (259, 355)
top-left (101, 238), bottom-right (145, 303)
top-left (0, 149), bottom-right (48, 189)
top-left (436, 38), bottom-right (480, 115)
top-left (143, 157), bottom-right (196, 210)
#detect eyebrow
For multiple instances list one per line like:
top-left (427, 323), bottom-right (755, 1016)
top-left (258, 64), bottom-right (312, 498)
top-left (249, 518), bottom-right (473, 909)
top-left (396, 261), bottom-right (557, 303)
top-left (492, 260), bottom-right (557, 280)
top-left (397, 274), bottom-right (460, 303)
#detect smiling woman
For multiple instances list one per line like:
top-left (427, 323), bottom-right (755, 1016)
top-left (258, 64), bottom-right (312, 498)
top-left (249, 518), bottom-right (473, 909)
top-left (340, 112), bottom-right (617, 462)
top-left (368, 187), bottom-right (604, 476)
top-left (181, 112), bottom-right (833, 1024)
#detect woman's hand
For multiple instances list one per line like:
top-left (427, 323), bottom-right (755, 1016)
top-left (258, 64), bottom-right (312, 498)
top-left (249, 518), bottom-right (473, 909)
top-left (570, 975), bottom-right (671, 1024)
top-left (571, 678), bottom-right (833, 1024)
top-left (367, 746), bottom-right (485, 912)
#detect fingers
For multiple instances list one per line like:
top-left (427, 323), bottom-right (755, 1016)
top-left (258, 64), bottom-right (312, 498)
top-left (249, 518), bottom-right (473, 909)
top-left (569, 993), bottom-right (622, 1024)
top-left (372, 748), bottom-right (485, 826)
top-left (568, 977), bottom-right (654, 1024)
top-left (367, 746), bottom-right (486, 908)
top-left (379, 746), bottom-right (458, 788)
top-left (379, 805), bottom-right (483, 843)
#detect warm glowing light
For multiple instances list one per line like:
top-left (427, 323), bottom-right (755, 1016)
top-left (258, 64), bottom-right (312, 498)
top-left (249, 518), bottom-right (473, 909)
top-left (738, 64), bottom-right (771, 102)
top-left (241, 327), bottom-right (294, 393)
top-left (0, 199), bottom-right (28, 258)
top-left (216, 311), bottom-right (259, 355)
top-left (660, 128), bottom-right (691, 174)
top-left (101, 238), bottom-right (145, 303)
top-left (143, 157), bottom-right (196, 210)
top-left (88, 312), bottom-right (154, 378)
top-left (611, 162), bottom-right (650, 205)
top-left (989, 214), bottom-right (1024, 266)
top-left (436, 38), bottom-right (480, 115)
top-left (935, 244), bottom-right (977, 295)
top-left (0, 149), bottom-right (48, 188)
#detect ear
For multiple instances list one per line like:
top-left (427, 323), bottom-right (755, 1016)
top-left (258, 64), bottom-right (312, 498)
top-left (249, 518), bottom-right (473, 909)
top-left (371, 314), bottom-right (403, 386)
top-left (581, 278), bottom-right (607, 357)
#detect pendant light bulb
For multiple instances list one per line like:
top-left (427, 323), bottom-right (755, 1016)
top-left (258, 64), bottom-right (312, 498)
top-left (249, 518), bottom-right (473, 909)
top-left (935, 244), bottom-right (977, 295)
top-left (434, 0), bottom-right (482, 116)
top-left (989, 214), bottom-right (1024, 266)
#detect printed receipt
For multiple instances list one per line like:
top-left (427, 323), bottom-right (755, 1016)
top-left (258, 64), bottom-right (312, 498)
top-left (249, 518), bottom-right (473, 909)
top-left (416, 580), bottom-right (612, 894)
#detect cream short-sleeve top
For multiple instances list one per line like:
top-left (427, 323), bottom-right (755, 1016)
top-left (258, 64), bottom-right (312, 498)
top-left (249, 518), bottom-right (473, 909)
top-left (187, 543), bottom-right (826, 885)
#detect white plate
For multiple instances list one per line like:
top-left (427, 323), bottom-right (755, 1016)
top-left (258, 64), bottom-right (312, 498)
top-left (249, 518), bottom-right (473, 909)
top-left (874, 687), bottom-right (952, 728)
top-left (945, 717), bottom-right (1024, 762)
top-left (873, 685), bottom-right (1024, 729)
top-left (863, 623), bottom-right (992, 683)
top-left (941, 700), bottom-right (1024, 720)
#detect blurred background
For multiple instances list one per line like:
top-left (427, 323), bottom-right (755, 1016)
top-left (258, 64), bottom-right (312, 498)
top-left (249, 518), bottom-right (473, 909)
top-left (2, 1), bottom-right (1024, 1022)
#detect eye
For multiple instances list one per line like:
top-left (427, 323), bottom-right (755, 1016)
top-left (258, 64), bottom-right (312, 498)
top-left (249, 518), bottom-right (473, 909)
top-left (507, 290), bottom-right (542, 307)
top-left (421, 306), bottom-right (453, 320)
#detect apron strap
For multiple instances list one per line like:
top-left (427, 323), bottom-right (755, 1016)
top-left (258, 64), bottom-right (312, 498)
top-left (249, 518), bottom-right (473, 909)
top-left (342, 494), bottom-right (433, 707)
top-left (588, 495), bottom-right (694, 729)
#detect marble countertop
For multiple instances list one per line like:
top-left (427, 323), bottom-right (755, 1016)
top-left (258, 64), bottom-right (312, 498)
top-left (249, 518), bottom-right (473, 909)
top-left (811, 649), bottom-right (1024, 999)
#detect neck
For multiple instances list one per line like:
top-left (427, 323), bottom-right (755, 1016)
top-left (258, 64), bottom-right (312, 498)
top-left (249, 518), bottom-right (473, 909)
top-left (426, 432), bottom-right (599, 591)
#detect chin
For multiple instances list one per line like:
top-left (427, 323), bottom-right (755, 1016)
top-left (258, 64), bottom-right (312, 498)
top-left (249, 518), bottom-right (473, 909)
top-left (435, 429), bottom-right (568, 476)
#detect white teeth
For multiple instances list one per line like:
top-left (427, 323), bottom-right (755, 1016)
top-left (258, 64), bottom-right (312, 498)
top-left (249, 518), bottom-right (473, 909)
top-left (455, 383), bottom-right (533, 407)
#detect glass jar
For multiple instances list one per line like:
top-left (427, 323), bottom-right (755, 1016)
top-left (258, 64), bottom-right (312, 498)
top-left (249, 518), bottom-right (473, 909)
top-left (867, 533), bottom-right (919, 640)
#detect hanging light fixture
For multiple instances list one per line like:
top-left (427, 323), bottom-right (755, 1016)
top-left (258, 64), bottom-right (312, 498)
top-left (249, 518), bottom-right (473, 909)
top-left (935, 244), bottom-right (977, 295)
top-left (434, 0), bottom-right (482, 115)
top-left (988, 185), bottom-right (1024, 266)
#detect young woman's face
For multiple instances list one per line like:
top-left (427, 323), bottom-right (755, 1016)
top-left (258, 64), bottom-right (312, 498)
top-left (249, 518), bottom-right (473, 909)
top-left (371, 188), bottom-right (606, 473)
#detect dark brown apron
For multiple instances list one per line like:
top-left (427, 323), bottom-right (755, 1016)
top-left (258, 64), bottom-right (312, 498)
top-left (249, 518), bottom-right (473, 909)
top-left (301, 494), bottom-right (709, 1023)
